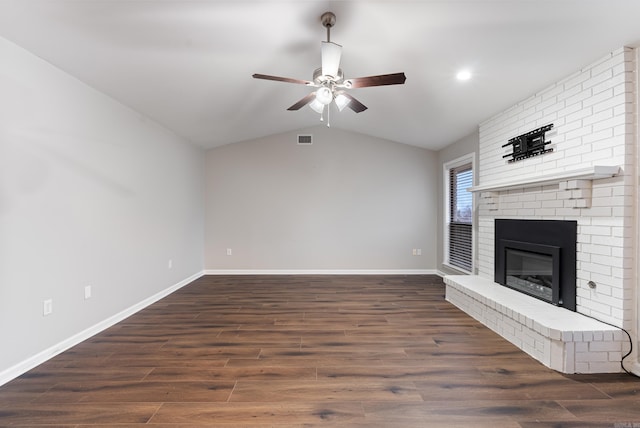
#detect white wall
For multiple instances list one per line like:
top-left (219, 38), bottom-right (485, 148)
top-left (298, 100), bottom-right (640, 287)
top-left (479, 47), bottom-right (634, 184)
top-left (0, 37), bottom-right (205, 382)
top-left (476, 47), bottom-right (636, 329)
top-left (204, 126), bottom-right (437, 271)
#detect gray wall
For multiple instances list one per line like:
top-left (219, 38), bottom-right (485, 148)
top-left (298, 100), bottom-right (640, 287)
top-left (0, 37), bottom-right (205, 380)
top-left (437, 130), bottom-right (479, 275)
top-left (204, 125), bottom-right (438, 271)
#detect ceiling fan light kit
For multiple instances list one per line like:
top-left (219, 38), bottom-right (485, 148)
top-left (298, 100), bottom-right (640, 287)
top-left (253, 11), bottom-right (406, 127)
top-left (315, 86), bottom-right (333, 105)
top-left (309, 97), bottom-right (325, 114)
top-left (334, 92), bottom-right (350, 112)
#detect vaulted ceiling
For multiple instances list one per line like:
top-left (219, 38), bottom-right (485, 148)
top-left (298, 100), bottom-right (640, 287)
top-left (1, 0), bottom-right (639, 150)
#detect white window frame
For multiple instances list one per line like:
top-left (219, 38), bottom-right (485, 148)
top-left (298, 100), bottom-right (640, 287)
top-left (443, 153), bottom-right (475, 274)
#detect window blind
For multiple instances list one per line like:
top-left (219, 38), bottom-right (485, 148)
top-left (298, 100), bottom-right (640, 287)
top-left (449, 164), bottom-right (473, 272)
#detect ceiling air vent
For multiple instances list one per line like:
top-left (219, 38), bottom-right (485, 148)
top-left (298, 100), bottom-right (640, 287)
top-left (297, 134), bottom-right (313, 145)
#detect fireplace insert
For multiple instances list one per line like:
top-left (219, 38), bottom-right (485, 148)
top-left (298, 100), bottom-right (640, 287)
top-left (495, 219), bottom-right (577, 311)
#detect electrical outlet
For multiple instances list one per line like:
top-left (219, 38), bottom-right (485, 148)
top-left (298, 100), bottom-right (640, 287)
top-left (412, 249), bottom-right (417, 256)
top-left (84, 285), bottom-right (92, 300)
top-left (226, 248), bottom-right (232, 256)
top-left (43, 299), bottom-right (53, 316)
top-left (168, 259), bottom-right (173, 269)
top-left (417, 249), bottom-right (422, 256)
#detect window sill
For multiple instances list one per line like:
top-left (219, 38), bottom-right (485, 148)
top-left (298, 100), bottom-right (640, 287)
top-left (442, 262), bottom-right (472, 275)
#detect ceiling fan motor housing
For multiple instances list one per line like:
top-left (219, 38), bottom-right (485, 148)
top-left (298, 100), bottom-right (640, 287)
top-left (313, 67), bottom-right (343, 85)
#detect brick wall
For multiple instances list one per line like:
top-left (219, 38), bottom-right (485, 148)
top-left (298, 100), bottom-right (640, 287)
top-left (477, 47), bottom-right (636, 329)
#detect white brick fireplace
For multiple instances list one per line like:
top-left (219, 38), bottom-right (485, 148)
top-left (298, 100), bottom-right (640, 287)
top-left (445, 47), bottom-right (637, 374)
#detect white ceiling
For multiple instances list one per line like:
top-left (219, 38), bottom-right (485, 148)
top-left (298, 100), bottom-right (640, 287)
top-left (1, 0), bottom-right (639, 151)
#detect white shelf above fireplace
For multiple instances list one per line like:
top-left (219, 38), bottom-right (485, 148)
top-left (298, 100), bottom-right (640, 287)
top-left (469, 165), bottom-right (620, 193)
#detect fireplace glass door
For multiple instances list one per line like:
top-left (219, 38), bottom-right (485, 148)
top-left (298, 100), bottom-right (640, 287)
top-left (505, 249), bottom-right (553, 302)
top-left (498, 239), bottom-right (561, 306)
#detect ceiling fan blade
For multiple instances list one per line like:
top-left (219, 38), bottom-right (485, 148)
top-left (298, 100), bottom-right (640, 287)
top-left (253, 74), bottom-right (312, 85)
top-left (342, 93), bottom-right (368, 113)
top-left (287, 92), bottom-right (317, 111)
top-left (321, 41), bottom-right (342, 78)
top-left (346, 72), bottom-right (406, 89)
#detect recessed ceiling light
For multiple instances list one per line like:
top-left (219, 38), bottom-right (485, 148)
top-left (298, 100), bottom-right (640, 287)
top-left (456, 70), bottom-right (472, 81)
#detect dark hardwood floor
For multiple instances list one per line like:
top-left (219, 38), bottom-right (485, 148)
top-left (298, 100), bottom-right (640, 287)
top-left (1, 274), bottom-right (639, 427)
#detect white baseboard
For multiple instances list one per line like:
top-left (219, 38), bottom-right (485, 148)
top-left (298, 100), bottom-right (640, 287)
top-left (0, 270), bottom-right (204, 387)
top-left (203, 269), bottom-right (438, 275)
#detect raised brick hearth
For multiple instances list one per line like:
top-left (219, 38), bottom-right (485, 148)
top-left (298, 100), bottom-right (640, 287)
top-left (445, 275), bottom-right (628, 373)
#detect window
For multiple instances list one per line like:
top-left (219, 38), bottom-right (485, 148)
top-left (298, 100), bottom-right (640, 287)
top-left (445, 156), bottom-right (474, 272)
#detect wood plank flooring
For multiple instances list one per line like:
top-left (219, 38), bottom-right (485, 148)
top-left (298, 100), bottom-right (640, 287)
top-left (1, 274), bottom-right (639, 427)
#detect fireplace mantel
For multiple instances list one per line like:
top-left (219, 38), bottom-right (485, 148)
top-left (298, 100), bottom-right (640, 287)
top-left (469, 165), bottom-right (620, 193)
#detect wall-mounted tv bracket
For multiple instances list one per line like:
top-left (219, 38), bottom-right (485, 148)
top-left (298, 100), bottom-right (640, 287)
top-left (502, 124), bottom-right (554, 163)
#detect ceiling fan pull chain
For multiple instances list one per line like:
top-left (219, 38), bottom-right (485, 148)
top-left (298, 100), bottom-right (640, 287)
top-left (327, 104), bottom-right (331, 127)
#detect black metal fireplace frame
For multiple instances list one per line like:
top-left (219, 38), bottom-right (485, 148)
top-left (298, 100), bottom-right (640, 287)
top-left (495, 219), bottom-right (577, 311)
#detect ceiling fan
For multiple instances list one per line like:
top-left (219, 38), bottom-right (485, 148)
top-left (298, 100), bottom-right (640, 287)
top-left (252, 12), bottom-right (406, 125)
